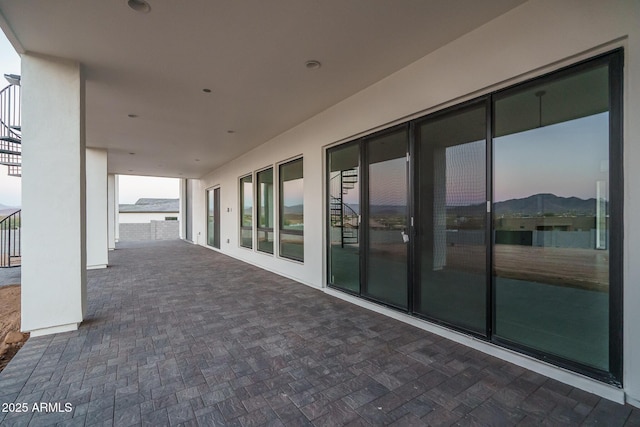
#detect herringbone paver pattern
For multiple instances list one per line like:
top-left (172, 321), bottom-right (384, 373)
top-left (1, 240), bottom-right (638, 426)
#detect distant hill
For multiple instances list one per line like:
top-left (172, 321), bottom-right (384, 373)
top-left (119, 198), bottom-right (179, 213)
top-left (0, 203), bottom-right (20, 217)
top-left (283, 204), bottom-right (303, 215)
top-left (493, 193), bottom-right (598, 216)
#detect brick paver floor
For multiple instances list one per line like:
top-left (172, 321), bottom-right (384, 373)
top-left (1, 240), bottom-right (639, 426)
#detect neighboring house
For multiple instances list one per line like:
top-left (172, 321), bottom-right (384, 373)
top-left (1, 0), bottom-right (640, 409)
top-left (118, 198), bottom-right (179, 241)
top-left (118, 198), bottom-right (179, 224)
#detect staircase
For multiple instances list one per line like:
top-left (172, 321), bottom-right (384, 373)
top-left (0, 74), bottom-right (22, 267)
top-left (0, 74), bottom-right (21, 177)
top-left (330, 168), bottom-right (359, 247)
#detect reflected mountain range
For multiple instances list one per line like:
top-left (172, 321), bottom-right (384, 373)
top-left (493, 193), bottom-right (602, 216)
top-left (339, 193), bottom-right (603, 217)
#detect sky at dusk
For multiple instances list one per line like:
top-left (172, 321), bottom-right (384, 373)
top-left (0, 31), bottom-right (21, 207)
top-left (118, 175), bottom-right (179, 204)
top-left (493, 113), bottom-right (608, 203)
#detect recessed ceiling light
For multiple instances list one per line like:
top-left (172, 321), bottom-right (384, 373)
top-left (305, 60), bottom-right (321, 70)
top-left (202, 88), bottom-right (212, 93)
top-left (127, 114), bottom-right (138, 118)
top-left (128, 0), bottom-right (151, 13)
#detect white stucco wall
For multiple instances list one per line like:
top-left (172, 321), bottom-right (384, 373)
top-left (192, 0), bottom-right (639, 405)
top-left (107, 173), bottom-right (116, 250)
top-left (21, 54), bottom-right (87, 336)
top-left (86, 148), bottom-right (108, 269)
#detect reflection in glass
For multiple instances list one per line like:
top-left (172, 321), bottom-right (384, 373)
top-left (365, 129), bottom-right (408, 309)
top-left (279, 159), bottom-right (304, 261)
top-left (417, 105), bottom-right (487, 334)
top-left (257, 168), bottom-right (274, 254)
top-left (207, 188), bottom-right (221, 249)
top-left (240, 175), bottom-right (253, 248)
top-left (328, 143), bottom-right (360, 293)
top-left (493, 65), bottom-right (610, 370)
top-left (207, 189), bottom-right (214, 247)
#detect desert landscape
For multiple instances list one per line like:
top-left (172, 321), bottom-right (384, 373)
top-left (0, 284), bottom-right (28, 373)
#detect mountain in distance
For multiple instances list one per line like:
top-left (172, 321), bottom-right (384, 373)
top-left (493, 193), bottom-right (598, 216)
top-left (343, 194), bottom-right (599, 217)
top-left (0, 203), bottom-right (20, 217)
top-left (284, 204), bottom-right (304, 214)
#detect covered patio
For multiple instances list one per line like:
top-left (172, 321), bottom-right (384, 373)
top-left (0, 241), bottom-right (638, 426)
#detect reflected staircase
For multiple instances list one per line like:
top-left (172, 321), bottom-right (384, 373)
top-left (330, 168), bottom-right (359, 247)
top-left (0, 74), bottom-right (21, 267)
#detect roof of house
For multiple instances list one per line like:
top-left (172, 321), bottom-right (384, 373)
top-left (119, 198), bottom-right (179, 213)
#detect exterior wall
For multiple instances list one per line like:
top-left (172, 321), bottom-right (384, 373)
top-left (119, 220), bottom-right (179, 241)
top-left (191, 0), bottom-right (639, 404)
top-left (107, 174), bottom-right (116, 250)
top-left (119, 212), bottom-right (178, 224)
top-left (86, 148), bottom-right (108, 269)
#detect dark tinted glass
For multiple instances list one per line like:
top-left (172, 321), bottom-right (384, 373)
top-left (493, 64), bottom-right (610, 370)
top-left (416, 104), bottom-right (487, 334)
top-left (364, 129), bottom-right (408, 309)
top-left (257, 168), bottom-right (274, 254)
top-left (328, 143), bottom-right (360, 293)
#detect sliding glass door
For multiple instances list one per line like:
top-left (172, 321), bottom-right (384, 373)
top-left (328, 143), bottom-right (360, 293)
top-left (415, 102), bottom-right (488, 334)
top-left (363, 127), bottom-right (409, 309)
top-left (325, 50), bottom-right (621, 382)
top-left (492, 55), bottom-right (620, 373)
top-left (207, 187), bottom-right (220, 249)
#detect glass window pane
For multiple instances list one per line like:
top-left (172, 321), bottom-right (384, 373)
top-left (328, 143), bottom-right (360, 293)
top-left (240, 175), bottom-right (253, 248)
top-left (493, 64), bottom-right (610, 370)
top-left (365, 129), bottom-right (408, 309)
top-left (207, 189), bottom-right (214, 247)
top-left (416, 104), bottom-right (487, 334)
top-left (256, 168), bottom-right (274, 254)
top-left (279, 159), bottom-right (304, 261)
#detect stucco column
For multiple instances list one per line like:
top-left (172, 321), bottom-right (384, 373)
top-left (179, 178), bottom-right (186, 240)
top-left (21, 54), bottom-right (87, 336)
top-left (115, 174), bottom-right (120, 242)
top-left (107, 173), bottom-right (116, 250)
top-left (86, 148), bottom-right (108, 269)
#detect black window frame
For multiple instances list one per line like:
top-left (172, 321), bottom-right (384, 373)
top-left (239, 173), bottom-right (253, 249)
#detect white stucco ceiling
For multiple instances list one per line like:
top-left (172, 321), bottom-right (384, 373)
top-left (0, 0), bottom-right (526, 178)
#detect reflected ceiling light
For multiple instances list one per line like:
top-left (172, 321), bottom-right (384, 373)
top-left (128, 0), bottom-right (151, 13)
top-left (305, 60), bottom-right (321, 70)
